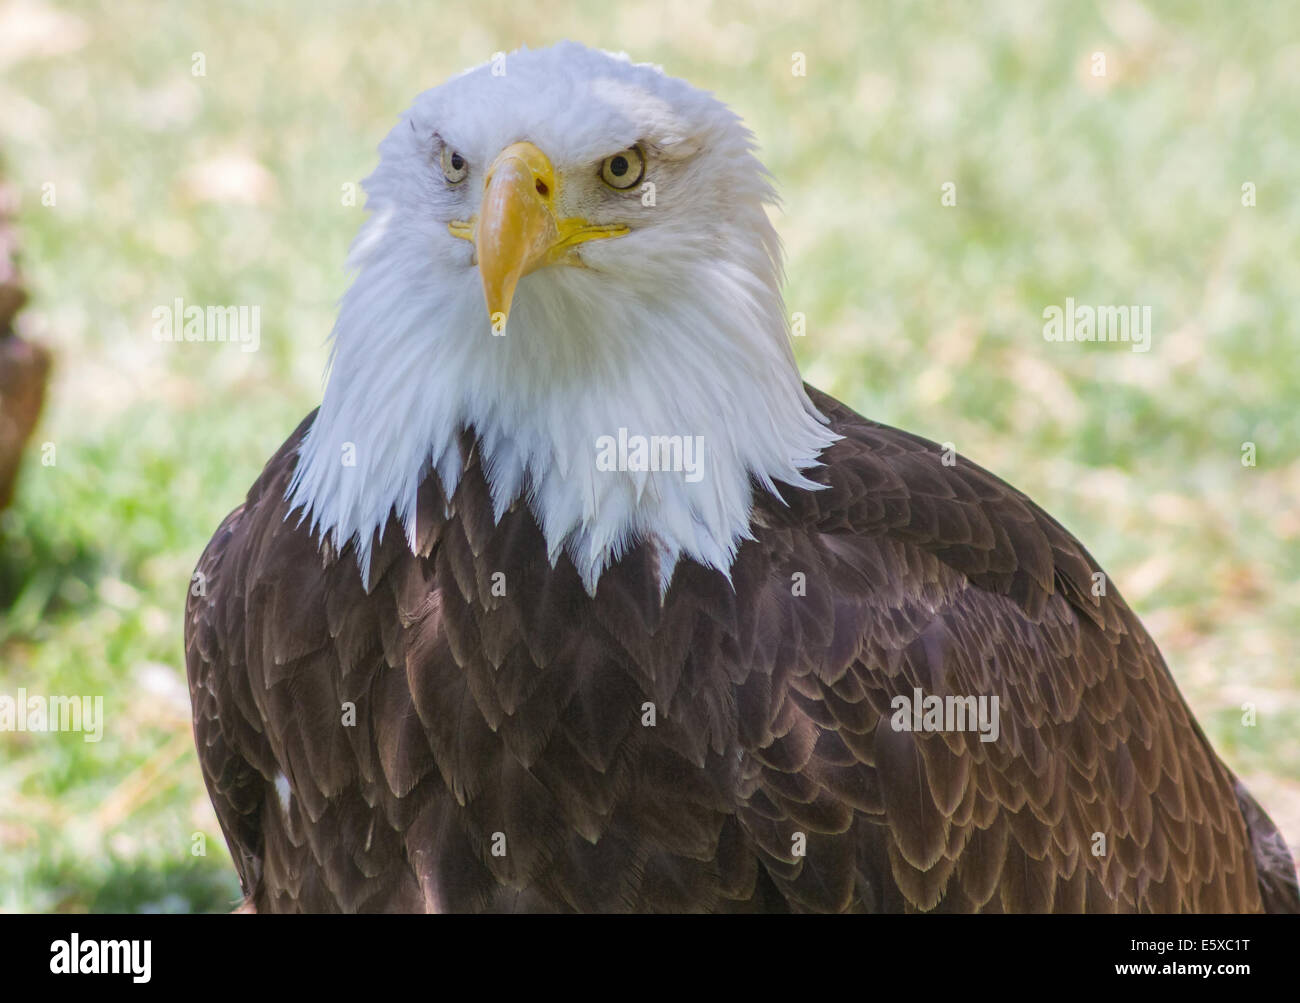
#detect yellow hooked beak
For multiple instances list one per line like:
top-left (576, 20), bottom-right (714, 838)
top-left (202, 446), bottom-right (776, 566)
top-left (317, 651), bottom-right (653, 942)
top-left (448, 142), bottom-right (628, 330)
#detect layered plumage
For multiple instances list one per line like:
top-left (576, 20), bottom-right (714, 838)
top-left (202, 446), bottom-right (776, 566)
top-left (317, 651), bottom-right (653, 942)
top-left (185, 43), bottom-right (1299, 913)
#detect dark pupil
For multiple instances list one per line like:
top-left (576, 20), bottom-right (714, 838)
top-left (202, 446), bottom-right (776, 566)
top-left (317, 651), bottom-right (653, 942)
top-left (610, 155), bottom-right (628, 177)
top-left (450, 153), bottom-right (464, 171)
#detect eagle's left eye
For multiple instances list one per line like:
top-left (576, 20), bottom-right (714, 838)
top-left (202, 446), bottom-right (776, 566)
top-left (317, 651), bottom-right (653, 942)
top-left (600, 146), bottom-right (645, 190)
top-left (440, 146), bottom-right (469, 184)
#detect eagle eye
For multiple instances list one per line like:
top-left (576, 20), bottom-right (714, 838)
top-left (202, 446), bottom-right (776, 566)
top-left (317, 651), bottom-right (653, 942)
top-left (440, 146), bottom-right (469, 184)
top-left (599, 146), bottom-right (645, 190)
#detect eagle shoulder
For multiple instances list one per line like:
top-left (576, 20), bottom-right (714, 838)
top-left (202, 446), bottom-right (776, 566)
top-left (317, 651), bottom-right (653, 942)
top-left (731, 384), bottom-right (1297, 912)
top-left (185, 410), bottom-right (431, 911)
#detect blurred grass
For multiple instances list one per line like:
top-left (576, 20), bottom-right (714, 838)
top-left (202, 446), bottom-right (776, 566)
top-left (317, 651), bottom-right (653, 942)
top-left (0, 0), bottom-right (1297, 912)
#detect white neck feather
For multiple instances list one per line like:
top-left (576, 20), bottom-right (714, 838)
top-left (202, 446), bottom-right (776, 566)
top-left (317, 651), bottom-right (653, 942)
top-left (288, 209), bottom-right (836, 595)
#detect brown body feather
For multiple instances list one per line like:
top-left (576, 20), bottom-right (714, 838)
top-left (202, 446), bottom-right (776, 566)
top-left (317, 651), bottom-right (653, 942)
top-left (185, 386), bottom-right (1300, 913)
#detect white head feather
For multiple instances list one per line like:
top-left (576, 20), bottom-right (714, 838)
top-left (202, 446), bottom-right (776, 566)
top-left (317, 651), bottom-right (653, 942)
top-left (288, 42), bottom-right (836, 594)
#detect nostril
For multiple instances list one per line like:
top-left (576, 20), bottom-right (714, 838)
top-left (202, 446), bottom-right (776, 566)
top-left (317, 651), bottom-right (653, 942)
top-left (535, 179), bottom-right (549, 198)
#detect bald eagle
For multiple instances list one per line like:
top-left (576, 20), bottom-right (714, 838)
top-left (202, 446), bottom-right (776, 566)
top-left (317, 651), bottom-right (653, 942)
top-left (185, 42), bottom-right (1299, 913)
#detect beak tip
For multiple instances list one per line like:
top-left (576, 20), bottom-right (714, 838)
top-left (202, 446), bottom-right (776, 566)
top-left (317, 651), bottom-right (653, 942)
top-left (483, 277), bottom-right (515, 333)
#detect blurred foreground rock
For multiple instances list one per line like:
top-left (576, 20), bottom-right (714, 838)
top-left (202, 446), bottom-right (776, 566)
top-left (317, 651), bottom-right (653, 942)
top-left (0, 160), bottom-right (51, 511)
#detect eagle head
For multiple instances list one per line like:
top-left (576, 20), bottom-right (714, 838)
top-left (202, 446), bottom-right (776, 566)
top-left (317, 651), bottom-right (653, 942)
top-left (289, 42), bottom-right (835, 593)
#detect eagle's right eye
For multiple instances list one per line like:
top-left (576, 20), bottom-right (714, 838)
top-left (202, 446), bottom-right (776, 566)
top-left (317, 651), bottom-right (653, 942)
top-left (440, 146), bottom-right (469, 184)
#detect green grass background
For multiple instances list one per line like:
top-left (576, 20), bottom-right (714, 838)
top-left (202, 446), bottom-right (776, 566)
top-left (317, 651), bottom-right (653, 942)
top-left (0, 0), bottom-right (1296, 912)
